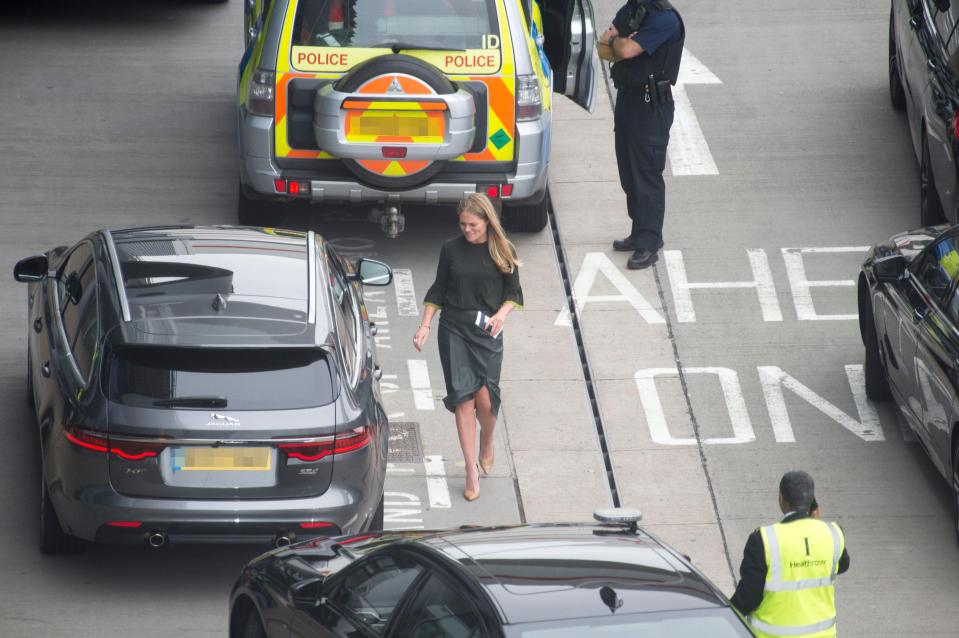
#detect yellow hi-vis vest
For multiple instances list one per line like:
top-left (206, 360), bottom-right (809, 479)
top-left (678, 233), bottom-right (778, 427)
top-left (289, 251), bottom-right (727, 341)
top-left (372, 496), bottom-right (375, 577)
top-left (748, 518), bottom-right (845, 638)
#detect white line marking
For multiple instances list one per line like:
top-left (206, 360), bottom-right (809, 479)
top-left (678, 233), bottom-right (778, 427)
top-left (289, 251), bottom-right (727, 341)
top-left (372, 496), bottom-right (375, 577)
top-left (782, 247), bottom-right (869, 320)
top-left (664, 249), bottom-right (782, 322)
top-left (424, 455), bottom-right (452, 509)
top-left (635, 367), bottom-right (755, 445)
top-left (556, 252), bottom-right (664, 326)
top-left (387, 412), bottom-right (405, 419)
top-left (758, 365), bottom-right (884, 442)
top-left (384, 491), bottom-right (424, 529)
top-left (668, 48), bottom-right (722, 176)
top-left (393, 269), bottom-right (419, 316)
top-left (407, 359), bottom-right (435, 410)
top-left (387, 463), bottom-right (415, 474)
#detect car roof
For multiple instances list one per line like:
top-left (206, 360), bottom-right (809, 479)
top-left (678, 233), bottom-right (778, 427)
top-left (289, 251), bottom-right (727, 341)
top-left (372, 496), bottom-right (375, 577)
top-left (102, 226), bottom-right (334, 348)
top-left (420, 524), bottom-right (729, 625)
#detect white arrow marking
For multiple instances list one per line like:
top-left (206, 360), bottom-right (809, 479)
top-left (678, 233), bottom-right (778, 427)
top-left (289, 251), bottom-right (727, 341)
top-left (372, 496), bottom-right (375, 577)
top-left (668, 49), bottom-right (720, 176)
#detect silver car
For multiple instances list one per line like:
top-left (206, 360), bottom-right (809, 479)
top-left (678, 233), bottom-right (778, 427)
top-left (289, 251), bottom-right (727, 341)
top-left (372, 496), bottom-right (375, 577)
top-left (14, 226), bottom-right (392, 553)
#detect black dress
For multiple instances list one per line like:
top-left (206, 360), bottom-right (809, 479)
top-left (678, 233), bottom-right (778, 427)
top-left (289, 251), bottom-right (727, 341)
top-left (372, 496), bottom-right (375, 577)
top-left (424, 236), bottom-right (523, 415)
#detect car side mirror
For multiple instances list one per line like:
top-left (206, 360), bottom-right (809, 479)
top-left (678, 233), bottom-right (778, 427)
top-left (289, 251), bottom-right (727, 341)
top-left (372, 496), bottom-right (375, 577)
top-left (288, 577), bottom-right (325, 610)
top-left (874, 253), bottom-right (907, 283)
top-left (14, 255), bottom-right (49, 282)
top-left (356, 259), bottom-right (393, 286)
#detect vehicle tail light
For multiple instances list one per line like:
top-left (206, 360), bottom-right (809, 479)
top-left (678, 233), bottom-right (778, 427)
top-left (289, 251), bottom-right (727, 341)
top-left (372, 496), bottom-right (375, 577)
top-left (328, 0), bottom-right (345, 30)
top-left (299, 521), bottom-right (336, 529)
top-left (484, 184), bottom-right (499, 198)
top-left (382, 146), bottom-right (407, 159)
top-left (500, 183), bottom-right (513, 197)
top-left (516, 74), bottom-right (542, 121)
top-left (247, 69), bottom-right (275, 117)
top-left (64, 425), bottom-right (164, 461)
top-left (278, 427), bottom-right (371, 462)
top-left (107, 521), bottom-right (143, 528)
top-left (274, 178), bottom-right (311, 196)
top-left (953, 109), bottom-right (959, 141)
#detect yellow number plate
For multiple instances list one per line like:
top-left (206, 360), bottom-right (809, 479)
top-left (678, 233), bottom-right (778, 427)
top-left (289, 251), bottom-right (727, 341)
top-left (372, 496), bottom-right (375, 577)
top-left (175, 447), bottom-right (271, 471)
top-left (345, 111), bottom-right (445, 143)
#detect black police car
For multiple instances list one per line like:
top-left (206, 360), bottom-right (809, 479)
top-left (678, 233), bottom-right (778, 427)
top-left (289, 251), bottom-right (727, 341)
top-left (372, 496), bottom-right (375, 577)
top-left (858, 223), bottom-right (959, 540)
top-left (228, 509), bottom-right (754, 637)
top-left (889, 0), bottom-right (959, 225)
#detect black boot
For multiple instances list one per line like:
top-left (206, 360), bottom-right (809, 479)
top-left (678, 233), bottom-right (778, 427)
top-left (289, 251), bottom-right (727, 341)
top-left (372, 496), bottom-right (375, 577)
top-left (627, 249), bottom-right (659, 270)
top-left (612, 237), bottom-right (635, 252)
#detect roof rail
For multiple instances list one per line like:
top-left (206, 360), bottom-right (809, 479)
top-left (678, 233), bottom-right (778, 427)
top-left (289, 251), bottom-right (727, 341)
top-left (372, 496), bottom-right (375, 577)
top-left (102, 230), bottom-right (131, 322)
top-left (307, 230), bottom-right (317, 325)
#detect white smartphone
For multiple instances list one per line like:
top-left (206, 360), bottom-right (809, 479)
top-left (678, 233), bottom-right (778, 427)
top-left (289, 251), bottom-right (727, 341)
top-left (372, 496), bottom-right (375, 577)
top-left (475, 311), bottom-right (502, 339)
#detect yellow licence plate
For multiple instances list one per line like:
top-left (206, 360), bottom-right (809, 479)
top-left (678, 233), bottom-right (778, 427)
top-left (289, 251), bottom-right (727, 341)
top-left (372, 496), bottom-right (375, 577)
top-left (175, 447), bottom-right (271, 471)
top-left (346, 112), bottom-right (444, 142)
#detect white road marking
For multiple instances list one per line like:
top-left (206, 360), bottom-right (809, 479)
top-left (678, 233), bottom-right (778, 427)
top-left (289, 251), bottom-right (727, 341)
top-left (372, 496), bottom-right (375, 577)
top-left (758, 365), bottom-right (884, 442)
top-left (384, 492), bottom-right (424, 530)
top-left (555, 252), bottom-right (664, 326)
top-left (635, 367), bottom-right (755, 445)
top-left (387, 411), bottom-right (404, 419)
top-left (381, 373), bottom-right (399, 395)
top-left (782, 247), bottom-right (869, 320)
top-left (386, 463), bottom-right (415, 474)
top-left (668, 48), bottom-right (721, 176)
top-left (664, 249), bottom-right (782, 323)
top-left (407, 359), bottom-right (435, 410)
top-left (393, 268), bottom-right (419, 317)
top-left (424, 455), bottom-right (452, 509)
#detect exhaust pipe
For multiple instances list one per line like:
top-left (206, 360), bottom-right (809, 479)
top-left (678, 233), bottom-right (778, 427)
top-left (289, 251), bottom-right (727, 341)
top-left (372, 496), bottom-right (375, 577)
top-left (273, 533), bottom-right (293, 548)
top-left (146, 531), bottom-right (167, 548)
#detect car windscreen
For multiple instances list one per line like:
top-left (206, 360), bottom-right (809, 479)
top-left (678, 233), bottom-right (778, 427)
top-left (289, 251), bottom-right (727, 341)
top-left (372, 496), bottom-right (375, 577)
top-left (509, 608), bottom-right (753, 637)
top-left (293, 0), bottom-right (498, 50)
top-left (107, 347), bottom-right (336, 410)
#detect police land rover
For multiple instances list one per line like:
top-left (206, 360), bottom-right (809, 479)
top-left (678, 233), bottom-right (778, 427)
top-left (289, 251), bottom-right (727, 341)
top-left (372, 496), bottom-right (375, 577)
top-left (237, 0), bottom-right (597, 235)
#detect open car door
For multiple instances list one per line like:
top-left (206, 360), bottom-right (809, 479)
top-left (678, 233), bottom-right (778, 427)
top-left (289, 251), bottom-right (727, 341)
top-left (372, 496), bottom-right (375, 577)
top-left (542, 0), bottom-right (598, 112)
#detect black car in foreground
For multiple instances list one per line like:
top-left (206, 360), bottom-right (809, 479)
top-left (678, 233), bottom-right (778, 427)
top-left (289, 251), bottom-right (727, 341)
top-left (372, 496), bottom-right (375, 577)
top-left (14, 225), bottom-right (393, 553)
top-left (858, 222), bottom-right (959, 538)
top-left (889, 0), bottom-right (959, 225)
top-left (228, 509), bottom-right (754, 637)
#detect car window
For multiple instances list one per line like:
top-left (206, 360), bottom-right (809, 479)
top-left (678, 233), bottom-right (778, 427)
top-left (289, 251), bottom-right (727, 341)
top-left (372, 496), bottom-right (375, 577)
top-left (292, 0), bottom-right (498, 50)
top-left (331, 553), bottom-right (425, 635)
top-left (393, 574), bottom-right (487, 638)
top-left (328, 252), bottom-right (360, 383)
top-left (57, 241), bottom-right (98, 381)
top-left (107, 347), bottom-right (336, 409)
top-left (913, 235), bottom-right (959, 304)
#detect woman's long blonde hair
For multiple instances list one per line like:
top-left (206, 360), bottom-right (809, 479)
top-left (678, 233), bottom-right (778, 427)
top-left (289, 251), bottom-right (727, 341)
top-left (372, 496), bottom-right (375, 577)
top-left (458, 193), bottom-right (522, 274)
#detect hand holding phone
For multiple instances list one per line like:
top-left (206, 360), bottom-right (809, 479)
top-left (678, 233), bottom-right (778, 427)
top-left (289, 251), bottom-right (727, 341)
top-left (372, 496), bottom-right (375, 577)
top-left (475, 311), bottom-right (503, 339)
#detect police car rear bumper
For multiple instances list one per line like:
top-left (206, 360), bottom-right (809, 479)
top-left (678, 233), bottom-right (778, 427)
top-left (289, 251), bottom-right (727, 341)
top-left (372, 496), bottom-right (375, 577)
top-left (238, 110), bottom-right (550, 205)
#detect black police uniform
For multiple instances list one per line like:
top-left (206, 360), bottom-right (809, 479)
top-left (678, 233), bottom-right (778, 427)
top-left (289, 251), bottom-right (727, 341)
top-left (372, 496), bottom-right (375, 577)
top-left (610, 0), bottom-right (684, 268)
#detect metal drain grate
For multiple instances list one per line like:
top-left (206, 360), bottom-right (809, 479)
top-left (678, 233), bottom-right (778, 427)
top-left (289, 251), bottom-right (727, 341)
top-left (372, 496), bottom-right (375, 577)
top-left (388, 422), bottom-right (423, 463)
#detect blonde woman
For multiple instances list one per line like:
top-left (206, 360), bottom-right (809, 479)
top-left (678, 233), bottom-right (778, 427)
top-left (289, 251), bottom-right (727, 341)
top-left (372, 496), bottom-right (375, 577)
top-left (413, 193), bottom-right (523, 501)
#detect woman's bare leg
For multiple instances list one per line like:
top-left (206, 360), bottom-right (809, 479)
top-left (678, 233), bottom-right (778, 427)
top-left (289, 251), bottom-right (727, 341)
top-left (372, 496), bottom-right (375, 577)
top-left (474, 386), bottom-right (496, 467)
top-left (455, 399), bottom-right (480, 495)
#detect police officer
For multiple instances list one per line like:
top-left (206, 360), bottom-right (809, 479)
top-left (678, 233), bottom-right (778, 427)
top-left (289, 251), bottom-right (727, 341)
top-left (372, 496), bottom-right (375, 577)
top-left (731, 471), bottom-right (851, 638)
top-left (598, 0), bottom-right (684, 269)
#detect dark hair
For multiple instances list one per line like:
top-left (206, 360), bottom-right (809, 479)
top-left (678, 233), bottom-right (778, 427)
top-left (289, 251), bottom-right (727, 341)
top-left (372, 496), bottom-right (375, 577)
top-left (779, 471), bottom-right (815, 511)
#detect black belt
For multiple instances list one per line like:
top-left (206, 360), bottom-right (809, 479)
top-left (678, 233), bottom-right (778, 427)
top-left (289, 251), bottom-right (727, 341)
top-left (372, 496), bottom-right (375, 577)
top-left (618, 79), bottom-right (674, 105)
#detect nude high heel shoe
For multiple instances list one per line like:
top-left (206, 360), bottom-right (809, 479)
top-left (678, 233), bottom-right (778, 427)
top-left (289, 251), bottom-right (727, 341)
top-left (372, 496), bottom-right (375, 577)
top-left (464, 464), bottom-right (481, 501)
top-left (479, 452), bottom-right (494, 476)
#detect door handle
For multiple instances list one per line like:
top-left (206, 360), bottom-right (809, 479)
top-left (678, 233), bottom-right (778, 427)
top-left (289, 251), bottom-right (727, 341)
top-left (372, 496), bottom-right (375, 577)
top-left (370, 322), bottom-right (378, 336)
top-left (33, 317), bottom-right (42, 333)
top-left (910, 15), bottom-right (921, 29)
top-left (928, 59), bottom-right (939, 72)
top-left (373, 365), bottom-right (383, 381)
top-left (913, 307), bottom-right (928, 322)
top-left (41, 362), bottom-right (51, 378)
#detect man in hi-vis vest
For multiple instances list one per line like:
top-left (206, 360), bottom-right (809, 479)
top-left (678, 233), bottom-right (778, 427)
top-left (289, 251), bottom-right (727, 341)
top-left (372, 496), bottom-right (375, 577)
top-left (731, 471), bottom-right (850, 637)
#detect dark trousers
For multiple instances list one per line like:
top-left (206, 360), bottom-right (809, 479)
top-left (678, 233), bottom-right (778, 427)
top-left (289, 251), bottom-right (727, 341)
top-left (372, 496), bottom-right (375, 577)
top-left (614, 90), bottom-right (674, 251)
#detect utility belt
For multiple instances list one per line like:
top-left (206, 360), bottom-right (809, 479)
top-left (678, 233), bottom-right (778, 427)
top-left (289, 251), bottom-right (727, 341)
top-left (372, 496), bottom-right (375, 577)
top-left (615, 74), bottom-right (674, 106)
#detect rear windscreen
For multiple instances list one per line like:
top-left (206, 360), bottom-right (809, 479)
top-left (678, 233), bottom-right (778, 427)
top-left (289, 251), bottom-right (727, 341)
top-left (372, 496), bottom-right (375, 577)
top-left (108, 347), bottom-right (336, 410)
top-left (293, 0), bottom-right (498, 50)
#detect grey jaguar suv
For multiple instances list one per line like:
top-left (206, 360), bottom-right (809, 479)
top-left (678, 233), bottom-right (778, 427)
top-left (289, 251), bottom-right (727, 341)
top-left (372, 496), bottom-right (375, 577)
top-left (14, 226), bottom-right (392, 553)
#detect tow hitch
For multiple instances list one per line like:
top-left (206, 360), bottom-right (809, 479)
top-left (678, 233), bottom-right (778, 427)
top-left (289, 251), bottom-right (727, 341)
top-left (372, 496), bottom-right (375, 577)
top-left (369, 204), bottom-right (406, 239)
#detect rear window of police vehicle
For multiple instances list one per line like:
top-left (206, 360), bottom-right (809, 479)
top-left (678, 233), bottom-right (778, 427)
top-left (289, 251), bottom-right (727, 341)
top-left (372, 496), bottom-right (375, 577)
top-left (292, 0), bottom-right (502, 73)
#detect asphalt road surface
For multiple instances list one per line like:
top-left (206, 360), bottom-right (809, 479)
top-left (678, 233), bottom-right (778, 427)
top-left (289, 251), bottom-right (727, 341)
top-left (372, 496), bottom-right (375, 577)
top-left (0, 0), bottom-right (955, 636)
